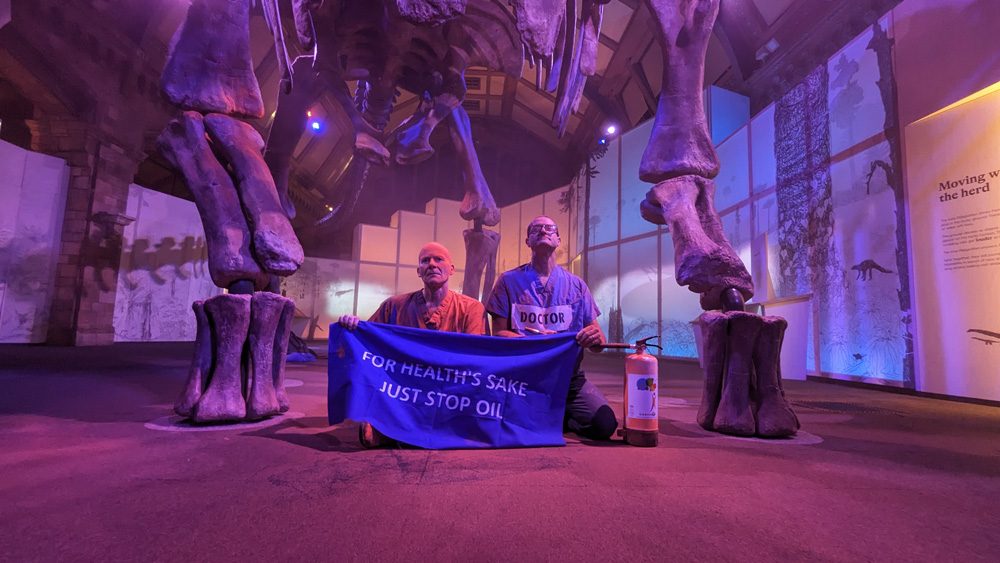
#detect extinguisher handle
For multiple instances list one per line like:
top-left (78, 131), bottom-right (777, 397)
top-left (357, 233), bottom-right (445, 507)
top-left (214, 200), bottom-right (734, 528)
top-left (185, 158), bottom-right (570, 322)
top-left (635, 335), bottom-right (662, 352)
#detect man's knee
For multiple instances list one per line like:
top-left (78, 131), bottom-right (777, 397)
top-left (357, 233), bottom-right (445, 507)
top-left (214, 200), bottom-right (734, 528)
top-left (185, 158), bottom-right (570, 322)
top-left (567, 404), bottom-right (617, 440)
top-left (586, 405), bottom-right (618, 440)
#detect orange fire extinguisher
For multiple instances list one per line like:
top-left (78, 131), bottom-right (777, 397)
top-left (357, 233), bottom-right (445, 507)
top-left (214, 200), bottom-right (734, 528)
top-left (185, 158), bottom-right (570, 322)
top-left (609, 336), bottom-right (662, 447)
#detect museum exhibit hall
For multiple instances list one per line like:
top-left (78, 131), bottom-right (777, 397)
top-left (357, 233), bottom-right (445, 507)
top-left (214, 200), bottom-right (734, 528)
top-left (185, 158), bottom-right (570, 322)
top-left (1, 0), bottom-right (999, 560)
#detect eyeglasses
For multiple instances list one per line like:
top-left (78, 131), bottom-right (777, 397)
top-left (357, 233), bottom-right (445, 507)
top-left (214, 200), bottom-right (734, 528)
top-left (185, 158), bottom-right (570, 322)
top-left (527, 224), bottom-right (559, 235)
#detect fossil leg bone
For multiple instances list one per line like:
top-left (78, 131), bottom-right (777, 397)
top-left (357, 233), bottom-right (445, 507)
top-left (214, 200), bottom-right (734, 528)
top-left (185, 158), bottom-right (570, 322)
top-left (447, 106), bottom-right (500, 226)
top-left (156, 112), bottom-right (269, 290)
top-left (161, 0), bottom-right (264, 118)
top-left (712, 311), bottom-right (759, 436)
top-left (641, 175), bottom-right (753, 309)
top-left (273, 298), bottom-right (297, 412)
top-left (695, 311), bottom-right (727, 430)
top-left (203, 113), bottom-right (305, 277)
top-left (639, 0), bottom-right (720, 182)
top-left (462, 223), bottom-right (501, 301)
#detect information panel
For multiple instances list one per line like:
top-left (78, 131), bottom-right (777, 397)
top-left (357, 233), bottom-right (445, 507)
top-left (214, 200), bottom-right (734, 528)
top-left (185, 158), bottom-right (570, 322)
top-left (905, 85), bottom-right (1000, 401)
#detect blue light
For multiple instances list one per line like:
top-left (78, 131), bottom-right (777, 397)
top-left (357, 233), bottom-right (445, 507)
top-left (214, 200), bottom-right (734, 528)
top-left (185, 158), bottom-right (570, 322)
top-left (598, 138), bottom-right (607, 145)
top-left (310, 121), bottom-right (321, 131)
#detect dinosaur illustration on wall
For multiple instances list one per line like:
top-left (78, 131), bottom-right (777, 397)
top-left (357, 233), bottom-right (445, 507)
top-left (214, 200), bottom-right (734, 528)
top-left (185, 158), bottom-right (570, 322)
top-left (968, 329), bottom-right (1000, 346)
top-left (851, 259), bottom-right (893, 280)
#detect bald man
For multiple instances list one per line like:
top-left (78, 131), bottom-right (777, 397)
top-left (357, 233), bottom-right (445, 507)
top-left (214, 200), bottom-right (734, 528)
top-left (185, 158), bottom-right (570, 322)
top-left (339, 242), bottom-right (486, 447)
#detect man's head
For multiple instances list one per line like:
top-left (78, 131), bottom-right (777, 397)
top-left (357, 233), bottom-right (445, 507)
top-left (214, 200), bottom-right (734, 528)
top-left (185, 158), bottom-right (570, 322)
top-left (525, 216), bottom-right (561, 251)
top-left (416, 242), bottom-right (455, 290)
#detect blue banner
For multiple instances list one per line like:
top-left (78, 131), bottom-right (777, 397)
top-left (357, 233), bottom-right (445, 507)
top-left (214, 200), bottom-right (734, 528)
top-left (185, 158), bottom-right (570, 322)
top-left (328, 322), bottom-right (580, 449)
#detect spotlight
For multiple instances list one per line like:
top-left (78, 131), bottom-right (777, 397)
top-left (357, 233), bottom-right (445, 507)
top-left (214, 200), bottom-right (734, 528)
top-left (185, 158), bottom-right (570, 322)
top-left (310, 121), bottom-right (322, 131)
top-left (606, 125), bottom-right (616, 135)
top-left (598, 138), bottom-right (607, 145)
top-left (307, 110), bottom-right (313, 117)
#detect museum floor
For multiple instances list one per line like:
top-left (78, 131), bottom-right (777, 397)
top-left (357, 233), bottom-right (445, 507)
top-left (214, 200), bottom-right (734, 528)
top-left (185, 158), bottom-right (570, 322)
top-left (1, 343), bottom-right (998, 562)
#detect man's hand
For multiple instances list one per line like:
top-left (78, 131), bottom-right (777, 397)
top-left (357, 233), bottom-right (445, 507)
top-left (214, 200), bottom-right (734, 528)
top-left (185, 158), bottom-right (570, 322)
top-left (576, 321), bottom-right (606, 352)
top-left (339, 314), bottom-right (361, 330)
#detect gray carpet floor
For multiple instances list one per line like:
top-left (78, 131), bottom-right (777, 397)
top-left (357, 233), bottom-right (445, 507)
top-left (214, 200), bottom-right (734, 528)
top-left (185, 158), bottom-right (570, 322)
top-left (1, 342), bottom-right (998, 562)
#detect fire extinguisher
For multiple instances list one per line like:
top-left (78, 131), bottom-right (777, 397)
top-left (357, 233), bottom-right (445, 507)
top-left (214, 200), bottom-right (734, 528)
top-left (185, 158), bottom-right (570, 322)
top-left (610, 336), bottom-right (662, 447)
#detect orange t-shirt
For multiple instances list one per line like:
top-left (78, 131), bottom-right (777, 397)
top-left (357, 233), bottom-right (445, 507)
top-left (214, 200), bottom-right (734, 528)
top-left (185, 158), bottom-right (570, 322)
top-left (368, 290), bottom-right (486, 335)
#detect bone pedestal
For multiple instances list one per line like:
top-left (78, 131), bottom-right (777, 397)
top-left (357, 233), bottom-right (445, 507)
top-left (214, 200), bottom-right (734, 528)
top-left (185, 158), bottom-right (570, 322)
top-left (697, 311), bottom-right (799, 438)
top-left (175, 293), bottom-right (296, 423)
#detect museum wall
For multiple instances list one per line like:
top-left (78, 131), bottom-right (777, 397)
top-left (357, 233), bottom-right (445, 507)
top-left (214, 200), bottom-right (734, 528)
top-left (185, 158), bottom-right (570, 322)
top-left (112, 185), bottom-right (221, 342)
top-left (0, 139), bottom-right (68, 343)
top-left (892, 0), bottom-right (1000, 130)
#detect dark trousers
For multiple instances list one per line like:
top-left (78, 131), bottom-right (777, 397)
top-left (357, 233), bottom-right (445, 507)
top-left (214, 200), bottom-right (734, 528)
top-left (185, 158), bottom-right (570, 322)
top-left (564, 354), bottom-right (618, 440)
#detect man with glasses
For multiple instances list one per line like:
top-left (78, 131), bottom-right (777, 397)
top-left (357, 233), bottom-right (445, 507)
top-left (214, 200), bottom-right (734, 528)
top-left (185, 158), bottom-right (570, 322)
top-left (487, 216), bottom-right (618, 440)
top-left (339, 241), bottom-right (486, 447)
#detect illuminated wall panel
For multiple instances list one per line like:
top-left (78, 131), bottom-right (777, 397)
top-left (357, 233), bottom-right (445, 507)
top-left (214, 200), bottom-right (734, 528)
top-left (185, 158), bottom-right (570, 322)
top-left (282, 257), bottom-right (358, 339)
top-left (355, 224), bottom-right (398, 264)
top-left (315, 259), bottom-right (359, 336)
top-left (586, 245), bottom-right (618, 341)
top-left (720, 204), bottom-right (752, 274)
top-left (520, 194), bottom-right (544, 228)
top-left (542, 189), bottom-right (571, 265)
top-left (0, 143), bottom-right (69, 343)
top-left (824, 140), bottom-right (902, 381)
top-left (392, 210), bottom-right (435, 266)
top-left (356, 263), bottom-right (397, 320)
top-left (396, 265), bottom-right (423, 296)
top-left (497, 203), bottom-right (523, 273)
top-left (281, 258), bottom-right (318, 338)
top-left (706, 85), bottom-right (750, 144)
top-left (619, 236), bottom-right (659, 344)
top-left (659, 233), bottom-right (701, 358)
top-left (427, 198), bottom-right (470, 271)
top-left (827, 14), bottom-right (891, 155)
top-left (750, 104), bottom-right (777, 192)
top-left (715, 126), bottom-right (750, 211)
top-left (113, 185), bottom-right (220, 342)
top-left (620, 119), bottom-right (657, 239)
top-left (588, 140), bottom-right (619, 246)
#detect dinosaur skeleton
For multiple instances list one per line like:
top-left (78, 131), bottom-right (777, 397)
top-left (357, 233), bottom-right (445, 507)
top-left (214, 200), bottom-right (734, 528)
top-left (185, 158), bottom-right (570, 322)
top-left (158, 0), bottom-right (796, 435)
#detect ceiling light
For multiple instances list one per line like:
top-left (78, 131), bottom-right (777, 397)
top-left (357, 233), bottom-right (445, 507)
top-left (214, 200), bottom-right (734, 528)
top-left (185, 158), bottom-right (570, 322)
top-left (606, 125), bottom-right (616, 135)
